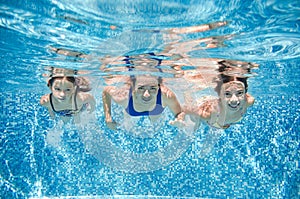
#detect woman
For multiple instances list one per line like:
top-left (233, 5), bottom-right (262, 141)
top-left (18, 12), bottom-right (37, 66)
top-left (102, 75), bottom-right (185, 130)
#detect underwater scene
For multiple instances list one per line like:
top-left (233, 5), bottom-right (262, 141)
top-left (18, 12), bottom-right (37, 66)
top-left (0, 0), bottom-right (299, 198)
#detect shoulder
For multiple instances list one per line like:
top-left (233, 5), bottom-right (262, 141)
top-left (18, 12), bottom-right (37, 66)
top-left (76, 92), bottom-right (94, 102)
top-left (40, 94), bottom-right (50, 106)
top-left (103, 85), bottom-right (130, 105)
top-left (246, 93), bottom-right (255, 107)
top-left (160, 85), bottom-right (176, 99)
top-left (104, 85), bottom-right (130, 97)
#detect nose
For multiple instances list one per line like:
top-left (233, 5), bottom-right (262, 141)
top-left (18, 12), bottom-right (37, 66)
top-left (59, 91), bottom-right (66, 97)
top-left (230, 94), bottom-right (239, 105)
top-left (143, 90), bottom-right (150, 98)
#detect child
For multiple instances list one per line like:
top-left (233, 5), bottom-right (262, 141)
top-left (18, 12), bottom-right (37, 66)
top-left (184, 73), bottom-right (255, 130)
top-left (40, 72), bottom-right (96, 123)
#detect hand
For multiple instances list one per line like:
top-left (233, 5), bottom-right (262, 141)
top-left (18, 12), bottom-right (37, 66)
top-left (169, 112), bottom-right (186, 128)
top-left (40, 95), bottom-right (49, 105)
top-left (169, 118), bottom-right (185, 128)
top-left (106, 120), bottom-right (119, 130)
top-left (87, 103), bottom-right (95, 113)
top-left (198, 101), bottom-right (215, 119)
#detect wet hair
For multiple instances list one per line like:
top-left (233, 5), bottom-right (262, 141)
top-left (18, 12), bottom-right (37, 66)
top-left (214, 60), bottom-right (251, 95)
top-left (215, 74), bottom-right (248, 95)
top-left (75, 76), bottom-right (92, 92)
top-left (47, 76), bottom-right (76, 87)
top-left (218, 60), bottom-right (252, 73)
top-left (131, 75), bottom-right (162, 88)
top-left (47, 76), bottom-right (92, 92)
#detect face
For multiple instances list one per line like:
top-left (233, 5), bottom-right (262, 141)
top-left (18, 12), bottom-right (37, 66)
top-left (220, 81), bottom-right (246, 111)
top-left (133, 76), bottom-right (159, 104)
top-left (50, 78), bottom-right (76, 102)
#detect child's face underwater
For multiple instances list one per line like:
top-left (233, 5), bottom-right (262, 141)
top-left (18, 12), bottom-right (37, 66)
top-left (51, 78), bottom-right (76, 102)
top-left (220, 81), bottom-right (246, 112)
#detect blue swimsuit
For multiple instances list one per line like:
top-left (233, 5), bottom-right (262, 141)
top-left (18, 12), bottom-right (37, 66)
top-left (123, 52), bottom-right (166, 116)
top-left (125, 87), bottom-right (165, 116)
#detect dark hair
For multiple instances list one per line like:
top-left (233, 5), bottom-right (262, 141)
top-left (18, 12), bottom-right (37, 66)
top-left (131, 75), bottom-right (162, 87)
top-left (215, 74), bottom-right (248, 95)
top-left (214, 60), bottom-right (251, 95)
top-left (47, 76), bottom-right (92, 92)
top-left (47, 76), bottom-right (76, 87)
top-left (218, 60), bottom-right (252, 74)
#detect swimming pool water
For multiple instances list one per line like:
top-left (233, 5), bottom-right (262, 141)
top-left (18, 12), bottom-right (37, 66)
top-left (1, 0), bottom-right (299, 198)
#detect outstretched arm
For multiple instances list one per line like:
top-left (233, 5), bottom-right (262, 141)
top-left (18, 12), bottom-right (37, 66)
top-left (102, 86), bottom-right (122, 130)
top-left (167, 21), bottom-right (228, 34)
top-left (161, 86), bottom-right (185, 127)
top-left (183, 98), bottom-right (218, 122)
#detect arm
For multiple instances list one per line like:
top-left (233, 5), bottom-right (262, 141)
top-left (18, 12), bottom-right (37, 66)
top-left (246, 93), bottom-right (255, 107)
top-left (102, 87), bottom-right (115, 128)
top-left (102, 86), bottom-right (127, 130)
top-left (79, 93), bottom-right (96, 113)
top-left (184, 99), bottom-right (218, 123)
top-left (168, 21), bottom-right (227, 34)
top-left (161, 85), bottom-right (185, 127)
top-left (40, 94), bottom-right (55, 118)
top-left (161, 86), bottom-right (182, 117)
top-left (196, 100), bottom-right (215, 120)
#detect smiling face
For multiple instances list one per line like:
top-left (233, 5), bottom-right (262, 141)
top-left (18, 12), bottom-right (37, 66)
top-left (50, 77), bottom-right (76, 102)
top-left (133, 76), bottom-right (159, 105)
top-left (220, 81), bottom-right (246, 112)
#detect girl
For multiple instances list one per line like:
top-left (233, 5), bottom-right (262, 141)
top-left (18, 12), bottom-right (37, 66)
top-left (40, 74), bottom-right (96, 123)
top-left (184, 74), bottom-right (255, 130)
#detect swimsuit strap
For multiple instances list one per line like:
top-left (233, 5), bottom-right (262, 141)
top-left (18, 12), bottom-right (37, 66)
top-left (124, 53), bottom-right (164, 70)
top-left (123, 55), bottom-right (133, 68)
top-left (156, 85), bottom-right (162, 105)
top-left (49, 93), bottom-right (56, 112)
top-left (147, 52), bottom-right (163, 65)
top-left (123, 55), bottom-right (135, 82)
top-left (73, 88), bottom-right (78, 111)
top-left (49, 92), bottom-right (78, 113)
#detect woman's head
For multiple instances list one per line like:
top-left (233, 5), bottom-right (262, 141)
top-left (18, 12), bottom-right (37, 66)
top-left (132, 75), bottom-right (160, 105)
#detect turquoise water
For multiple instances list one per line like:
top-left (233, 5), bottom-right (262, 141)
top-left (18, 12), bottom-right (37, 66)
top-left (0, 0), bottom-right (299, 198)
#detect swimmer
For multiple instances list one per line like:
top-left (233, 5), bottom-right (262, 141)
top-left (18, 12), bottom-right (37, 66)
top-left (102, 75), bottom-right (185, 130)
top-left (184, 73), bottom-right (255, 130)
top-left (40, 72), bottom-right (96, 123)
